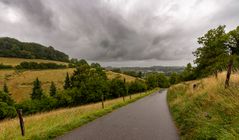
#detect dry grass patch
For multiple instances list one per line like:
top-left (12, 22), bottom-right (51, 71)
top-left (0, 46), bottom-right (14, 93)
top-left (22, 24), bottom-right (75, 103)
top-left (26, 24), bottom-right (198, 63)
top-left (0, 69), bottom-right (75, 102)
top-left (106, 71), bottom-right (138, 83)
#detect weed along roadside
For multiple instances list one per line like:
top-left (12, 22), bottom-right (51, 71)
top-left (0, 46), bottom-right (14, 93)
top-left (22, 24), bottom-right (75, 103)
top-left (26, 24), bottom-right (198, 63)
top-left (167, 72), bottom-right (239, 139)
top-left (0, 88), bottom-right (159, 140)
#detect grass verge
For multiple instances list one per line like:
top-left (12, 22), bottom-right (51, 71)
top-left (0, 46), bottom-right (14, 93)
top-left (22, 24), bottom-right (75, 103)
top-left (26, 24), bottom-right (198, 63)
top-left (167, 72), bottom-right (239, 140)
top-left (0, 88), bottom-right (159, 140)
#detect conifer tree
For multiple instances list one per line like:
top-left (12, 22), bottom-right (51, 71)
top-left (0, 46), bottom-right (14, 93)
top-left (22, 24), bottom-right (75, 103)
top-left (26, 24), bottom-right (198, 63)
top-left (64, 72), bottom-right (71, 89)
top-left (31, 78), bottom-right (43, 100)
top-left (49, 81), bottom-right (57, 97)
top-left (3, 82), bottom-right (9, 94)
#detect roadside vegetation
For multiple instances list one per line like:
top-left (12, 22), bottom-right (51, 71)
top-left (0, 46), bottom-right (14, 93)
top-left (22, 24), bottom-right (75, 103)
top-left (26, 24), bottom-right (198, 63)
top-left (0, 88), bottom-right (158, 140)
top-left (168, 25), bottom-right (239, 139)
top-left (168, 73), bottom-right (239, 139)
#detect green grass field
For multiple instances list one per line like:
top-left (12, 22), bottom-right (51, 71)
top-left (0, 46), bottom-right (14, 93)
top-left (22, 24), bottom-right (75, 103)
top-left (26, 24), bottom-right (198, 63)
top-left (0, 88), bottom-right (159, 140)
top-left (167, 72), bottom-right (239, 139)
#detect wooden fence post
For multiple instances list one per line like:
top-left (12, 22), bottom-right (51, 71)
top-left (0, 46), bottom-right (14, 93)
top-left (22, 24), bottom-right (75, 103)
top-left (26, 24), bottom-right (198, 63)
top-left (17, 109), bottom-right (25, 136)
top-left (101, 94), bottom-right (104, 109)
top-left (123, 78), bottom-right (126, 102)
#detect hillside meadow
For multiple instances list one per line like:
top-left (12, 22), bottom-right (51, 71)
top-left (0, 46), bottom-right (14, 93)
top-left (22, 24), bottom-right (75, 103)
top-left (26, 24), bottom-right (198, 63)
top-left (0, 88), bottom-right (158, 140)
top-left (167, 72), bottom-right (239, 139)
top-left (0, 57), bottom-right (138, 102)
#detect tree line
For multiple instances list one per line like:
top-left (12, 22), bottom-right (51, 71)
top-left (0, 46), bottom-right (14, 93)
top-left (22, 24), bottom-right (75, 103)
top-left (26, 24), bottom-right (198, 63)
top-left (16, 62), bottom-right (67, 69)
top-left (0, 61), bottom-right (170, 120)
top-left (0, 62), bottom-right (67, 70)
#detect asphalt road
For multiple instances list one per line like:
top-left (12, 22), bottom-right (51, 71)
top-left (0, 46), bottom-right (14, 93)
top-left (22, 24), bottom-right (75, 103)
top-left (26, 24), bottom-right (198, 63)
top-left (56, 90), bottom-right (179, 140)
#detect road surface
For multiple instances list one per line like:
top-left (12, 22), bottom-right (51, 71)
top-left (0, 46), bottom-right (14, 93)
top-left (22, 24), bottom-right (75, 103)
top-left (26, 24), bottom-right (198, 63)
top-left (56, 90), bottom-right (179, 140)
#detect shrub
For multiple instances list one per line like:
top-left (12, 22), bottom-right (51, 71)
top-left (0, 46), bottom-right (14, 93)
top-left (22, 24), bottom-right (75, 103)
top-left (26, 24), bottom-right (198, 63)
top-left (0, 63), bottom-right (13, 69)
top-left (128, 79), bottom-right (147, 94)
top-left (0, 102), bottom-right (17, 119)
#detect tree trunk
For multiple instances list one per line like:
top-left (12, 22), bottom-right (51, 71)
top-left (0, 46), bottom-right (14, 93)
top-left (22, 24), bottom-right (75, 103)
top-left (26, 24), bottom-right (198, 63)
top-left (225, 58), bottom-right (233, 88)
top-left (214, 71), bottom-right (218, 79)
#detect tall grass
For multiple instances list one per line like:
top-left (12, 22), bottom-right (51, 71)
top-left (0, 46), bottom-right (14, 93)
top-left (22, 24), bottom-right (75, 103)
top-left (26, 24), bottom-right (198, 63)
top-left (0, 88), bottom-right (158, 140)
top-left (168, 72), bottom-right (239, 139)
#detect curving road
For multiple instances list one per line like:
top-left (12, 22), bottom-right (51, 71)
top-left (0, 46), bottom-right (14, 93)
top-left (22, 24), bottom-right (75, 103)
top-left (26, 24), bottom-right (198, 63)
top-left (56, 90), bottom-right (179, 140)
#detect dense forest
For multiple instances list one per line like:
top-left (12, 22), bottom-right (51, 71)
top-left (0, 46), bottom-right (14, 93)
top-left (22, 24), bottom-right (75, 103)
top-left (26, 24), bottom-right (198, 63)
top-left (0, 37), bottom-right (69, 62)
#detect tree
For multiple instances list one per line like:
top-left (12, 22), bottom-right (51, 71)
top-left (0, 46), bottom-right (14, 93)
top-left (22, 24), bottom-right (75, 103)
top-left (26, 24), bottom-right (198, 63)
top-left (156, 73), bottom-right (170, 88)
top-left (0, 91), bottom-right (14, 105)
top-left (169, 73), bottom-right (180, 85)
top-left (3, 82), bottom-right (9, 94)
top-left (128, 79), bottom-right (147, 94)
top-left (145, 73), bottom-right (158, 89)
top-left (31, 78), bottom-right (44, 100)
top-left (64, 72), bottom-right (71, 89)
top-left (180, 63), bottom-right (196, 81)
top-left (224, 26), bottom-right (239, 88)
top-left (193, 25), bottom-right (229, 78)
top-left (193, 25), bottom-right (239, 88)
top-left (109, 78), bottom-right (127, 98)
top-left (50, 82), bottom-right (57, 97)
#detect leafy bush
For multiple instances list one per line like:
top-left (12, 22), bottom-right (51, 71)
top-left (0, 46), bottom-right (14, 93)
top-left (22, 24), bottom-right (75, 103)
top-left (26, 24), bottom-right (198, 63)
top-left (0, 91), bottom-right (14, 105)
top-left (16, 97), bottom-right (58, 115)
top-left (145, 72), bottom-right (170, 88)
top-left (109, 78), bottom-right (127, 99)
top-left (0, 91), bottom-right (16, 119)
top-left (0, 63), bottom-right (13, 69)
top-left (0, 102), bottom-right (17, 119)
top-left (128, 79), bottom-right (147, 94)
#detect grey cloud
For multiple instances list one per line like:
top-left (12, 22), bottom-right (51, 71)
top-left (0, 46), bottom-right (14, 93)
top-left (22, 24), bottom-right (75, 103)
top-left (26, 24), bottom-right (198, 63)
top-left (0, 0), bottom-right (239, 66)
top-left (2, 0), bottom-right (55, 30)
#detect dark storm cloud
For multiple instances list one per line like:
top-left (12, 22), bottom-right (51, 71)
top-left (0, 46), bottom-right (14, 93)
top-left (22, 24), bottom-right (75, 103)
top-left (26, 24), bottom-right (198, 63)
top-left (0, 0), bottom-right (239, 66)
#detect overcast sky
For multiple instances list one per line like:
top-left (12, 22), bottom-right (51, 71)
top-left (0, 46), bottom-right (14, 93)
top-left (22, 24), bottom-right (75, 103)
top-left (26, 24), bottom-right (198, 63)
top-left (0, 0), bottom-right (238, 67)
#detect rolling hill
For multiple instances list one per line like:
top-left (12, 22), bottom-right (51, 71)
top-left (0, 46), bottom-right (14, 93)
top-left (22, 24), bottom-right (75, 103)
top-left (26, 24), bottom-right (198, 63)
top-left (0, 58), bottom-right (138, 102)
top-left (0, 37), bottom-right (69, 62)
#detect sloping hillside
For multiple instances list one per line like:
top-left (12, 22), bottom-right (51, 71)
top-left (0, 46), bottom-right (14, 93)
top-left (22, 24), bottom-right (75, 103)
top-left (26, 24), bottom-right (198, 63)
top-left (0, 37), bottom-right (69, 62)
top-left (0, 66), bottom-right (138, 102)
top-left (168, 72), bottom-right (239, 139)
top-left (106, 71), bottom-right (139, 83)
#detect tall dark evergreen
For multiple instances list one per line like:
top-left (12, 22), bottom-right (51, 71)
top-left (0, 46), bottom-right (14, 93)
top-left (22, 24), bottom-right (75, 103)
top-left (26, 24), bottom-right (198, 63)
top-left (31, 78), bottom-right (43, 100)
top-left (49, 82), bottom-right (57, 97)
top-left (3, 82), bottom-right (9, 94)
top-left (64, 72), bottom-right (71, 89)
